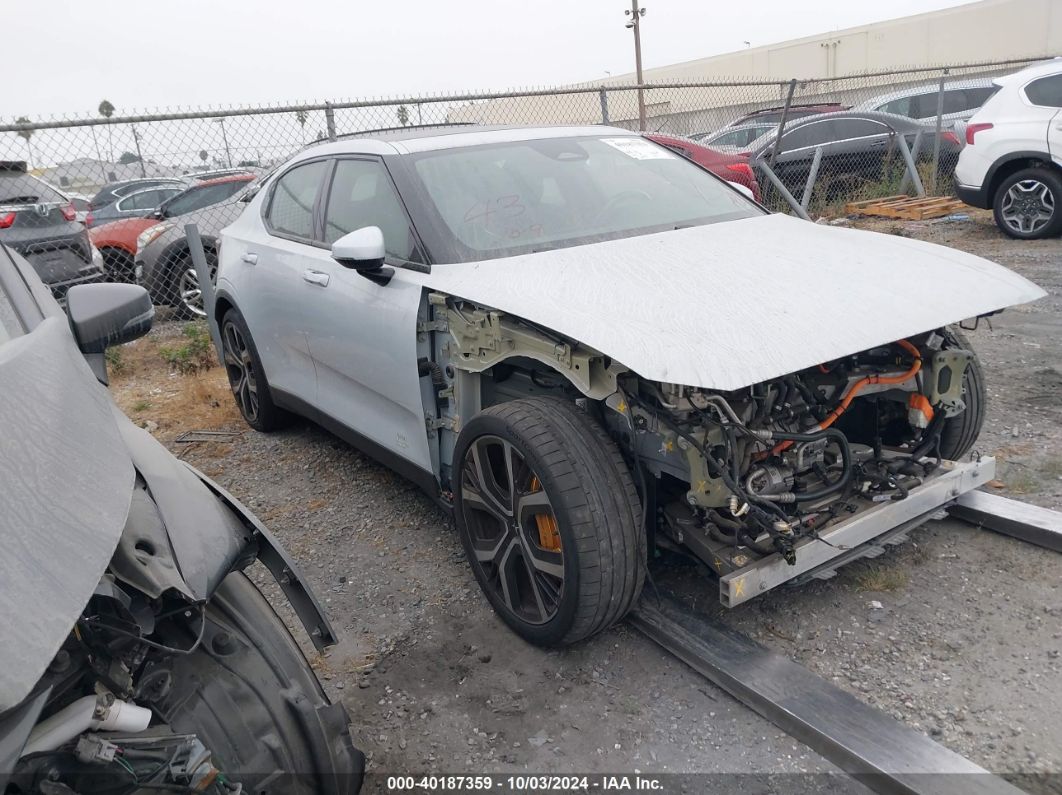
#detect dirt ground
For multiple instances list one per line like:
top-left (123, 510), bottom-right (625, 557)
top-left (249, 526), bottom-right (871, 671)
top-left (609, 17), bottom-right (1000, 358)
top-left (109, 209), bottom-right (1062, 792)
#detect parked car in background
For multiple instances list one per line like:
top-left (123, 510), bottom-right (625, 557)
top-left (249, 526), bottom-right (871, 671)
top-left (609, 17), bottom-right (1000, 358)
top-left (694, 123), bottom-right (775, 151)
top-left (88, 177), bottom-right (188, 210)
top-left (0, 243), bottom-right (364, 793)
top-left (184, 167), bottom-right (255, 181)
top-left (0, 161), bottom-right (105, 302)
top-left (644, 133), bottom-right (761, 200)
top-left (136, 198), bottom-right (245, 317)
top-left (90, 174), bottom-right (255, 282)
top-left (852, 78), bottom-right (999, 130)
top-left (709, 102), bottom-right (847, 133)
top-left (85, 184), bottom-right (184, 227)
top-left (954, 60), bottom-right (1062, 239)
top-left (742, 111), bottom-right (961, 198)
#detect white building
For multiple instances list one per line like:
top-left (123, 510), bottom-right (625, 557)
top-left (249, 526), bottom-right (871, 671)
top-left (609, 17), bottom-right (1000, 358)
top-left (449, 0), bottom-right (1062, 132)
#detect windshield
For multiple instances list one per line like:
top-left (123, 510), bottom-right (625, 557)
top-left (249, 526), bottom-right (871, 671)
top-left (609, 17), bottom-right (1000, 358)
top-left (162, 179), bottom-right (249, 218)
top-left (408, 135), bottom-right (760, 263)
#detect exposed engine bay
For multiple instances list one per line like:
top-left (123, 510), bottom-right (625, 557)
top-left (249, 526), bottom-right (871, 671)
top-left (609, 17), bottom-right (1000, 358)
top-left (602, 330), bottom-right (979, 581)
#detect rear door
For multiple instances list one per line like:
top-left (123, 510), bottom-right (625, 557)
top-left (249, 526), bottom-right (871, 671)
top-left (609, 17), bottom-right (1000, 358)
top-left (1024, 74), bottom-right (1062, 166)
top-left (235, 159), bottom-right (330, 403)
top-left (298, 156), bottom-right (432, 472)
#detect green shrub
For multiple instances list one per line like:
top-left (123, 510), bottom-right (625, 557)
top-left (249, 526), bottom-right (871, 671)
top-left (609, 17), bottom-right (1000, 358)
top-left (159, 322), bottom-right (216, 375)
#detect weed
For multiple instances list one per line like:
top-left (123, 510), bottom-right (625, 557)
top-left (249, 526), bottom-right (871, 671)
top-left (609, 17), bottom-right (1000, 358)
top-left (131, 399), bottom-right (152, 413)
top-left (159, 322), bottom-right (216, 374)
top-left (854, 564), bottom-right (909, 593)
top-left (1004, 470), bottom-right (1039, 495)
top-left (105, 346), bottom-right (125, 375)
top-left (1040, 458), bottom-right (1062, 480)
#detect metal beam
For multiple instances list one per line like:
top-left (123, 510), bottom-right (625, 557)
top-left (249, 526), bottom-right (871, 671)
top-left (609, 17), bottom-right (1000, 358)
top-left (949, 490), bottom-right (1062, 553)
top-left (629, 596), bottom-right (1026, 795)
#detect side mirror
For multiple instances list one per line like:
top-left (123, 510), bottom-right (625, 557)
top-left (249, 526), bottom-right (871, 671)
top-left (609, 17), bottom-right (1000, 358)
top-left (67, 283), bottom-right (154, 383)
top-left (331, 226), bottom-right (393, 285)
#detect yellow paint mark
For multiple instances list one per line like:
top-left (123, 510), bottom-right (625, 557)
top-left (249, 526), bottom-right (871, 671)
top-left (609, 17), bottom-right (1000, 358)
top-left (661, 438), bottom-right (675, 453)
top-left (616, 399), bottom-right (627, 413)
top-left (733, 578), bottom-right (745, 599)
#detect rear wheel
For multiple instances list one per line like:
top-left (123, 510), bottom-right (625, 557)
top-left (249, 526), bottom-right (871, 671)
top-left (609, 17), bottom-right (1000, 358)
top-left (171, 251), bottom-right (216, 319)
top-left (144, 572), bottom-right (364, 794)
top-left (221, 307), bottom-right (291, 432)
top-left (992, 167), bottom-right (1062, 240)
top-left (453, 397), bottom-right (644, 646)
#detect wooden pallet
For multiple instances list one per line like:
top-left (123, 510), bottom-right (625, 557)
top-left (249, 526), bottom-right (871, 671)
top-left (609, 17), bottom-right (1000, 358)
top-left (844, 195), bottom-right (966, 220)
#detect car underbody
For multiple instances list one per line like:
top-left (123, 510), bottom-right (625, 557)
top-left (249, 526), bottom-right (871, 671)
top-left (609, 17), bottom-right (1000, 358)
top-left (423, 291), bottom-right (991, 604)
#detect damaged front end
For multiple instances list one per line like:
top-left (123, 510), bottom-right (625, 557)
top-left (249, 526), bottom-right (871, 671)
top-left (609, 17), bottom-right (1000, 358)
top-left (602, 329), bottom-right (992, 605)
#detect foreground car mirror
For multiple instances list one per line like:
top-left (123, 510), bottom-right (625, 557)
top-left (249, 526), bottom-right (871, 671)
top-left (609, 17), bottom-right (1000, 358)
top-left (331, 226), bottom-right (393, 285)
top-left (732, 183), bottom-right (755, 201)
top-left (67, 283), bottom-right (154, 382)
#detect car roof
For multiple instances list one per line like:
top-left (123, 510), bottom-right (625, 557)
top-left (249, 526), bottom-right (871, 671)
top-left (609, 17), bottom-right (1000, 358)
top-left (298, 125), bottom-right (636, 158)
top-left (192, 173), bottom-right (256, 186)
top-left (852, 76), bottom-right (997, 108)
top-left (993, 57), bottom-right (1062, 86)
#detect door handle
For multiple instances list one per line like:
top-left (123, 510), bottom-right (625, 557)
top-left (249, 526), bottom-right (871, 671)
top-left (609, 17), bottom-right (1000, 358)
top-left (241, 252), bottom-right (258, 265)
top-left (302, 269), bottom-right (330, 287)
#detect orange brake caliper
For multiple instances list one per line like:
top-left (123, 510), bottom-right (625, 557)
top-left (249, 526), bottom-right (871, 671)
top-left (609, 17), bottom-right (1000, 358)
top-left (529, 476), bottom-right (561, 552)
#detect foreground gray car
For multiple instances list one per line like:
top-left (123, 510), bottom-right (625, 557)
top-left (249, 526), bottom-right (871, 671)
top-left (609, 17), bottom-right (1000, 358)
top-left (0, 244), bottom-right (363, 793)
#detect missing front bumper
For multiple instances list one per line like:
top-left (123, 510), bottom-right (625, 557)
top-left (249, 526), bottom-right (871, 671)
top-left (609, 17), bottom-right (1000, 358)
top-left (719, 456), bottom-right (995, 606)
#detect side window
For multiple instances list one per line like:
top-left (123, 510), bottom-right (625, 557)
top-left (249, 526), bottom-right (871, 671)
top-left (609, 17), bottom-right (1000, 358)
top-left (832, 119), bottom-right (890, 139)
top-left (124, 190), bottom-right (161, 210)
top-left (266, 161), bottom-right (328, 240)
top-left (780, 121), bottom-right (835, 150)
top-left (323, 159), bottom-right (421, 262)
top-left (879, 97), bottom-right (912, 117)
top-left (1025, 75), bottom-right (1062, 108)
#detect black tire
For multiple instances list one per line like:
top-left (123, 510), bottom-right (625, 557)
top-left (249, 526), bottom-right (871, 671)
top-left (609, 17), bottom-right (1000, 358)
top-left (221, 307), bottom-right (291, 432)
top-left (453, 397), bottom-right (644, 647)
top-left (170, 251), bottom-right (216, 320)
top-left (938, 328), bottom-right (986, 460)
top-left (992, 166), bottom-right (1062, 240)
top-left (144, 572), bottom-right (364, 794)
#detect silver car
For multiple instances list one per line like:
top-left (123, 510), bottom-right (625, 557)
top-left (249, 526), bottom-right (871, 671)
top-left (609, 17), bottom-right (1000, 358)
top-left (851, 77), bottom-right (999, 129)
top-left (215, 125), bottom-right (1042, 647)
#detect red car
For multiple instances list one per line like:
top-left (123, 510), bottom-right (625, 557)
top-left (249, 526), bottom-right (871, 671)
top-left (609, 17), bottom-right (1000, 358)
top-left (644, 133), bottom-right (762, 202)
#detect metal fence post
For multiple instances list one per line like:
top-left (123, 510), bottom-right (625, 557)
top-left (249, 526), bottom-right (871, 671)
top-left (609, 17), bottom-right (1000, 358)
top-left (325, 103), bottom-right (337, 142)
top-left (756, 159), bottom-right (811, 221)
top-left (930, 69), bottom-right (948, 194)
top-left (894, 132), bottom-right (925, 197)
top-left (185, 224), bottom-right (221, 361)
top-left (800, 146), bottom-right (824, 211)
top-left (898, 129), bottom-right (924, 194)
top-left (599, 88), bottom-right (610, 125)
top-left (769, 79), bottom-right (798, 169)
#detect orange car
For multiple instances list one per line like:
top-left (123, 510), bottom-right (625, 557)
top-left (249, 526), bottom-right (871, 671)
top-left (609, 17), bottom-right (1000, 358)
top-left (90, 173), bottom-right (254, 280)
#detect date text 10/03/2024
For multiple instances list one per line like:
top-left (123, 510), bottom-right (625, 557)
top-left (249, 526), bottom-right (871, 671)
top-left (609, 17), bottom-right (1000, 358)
top-left (386, 775), bottom-right (664, 791)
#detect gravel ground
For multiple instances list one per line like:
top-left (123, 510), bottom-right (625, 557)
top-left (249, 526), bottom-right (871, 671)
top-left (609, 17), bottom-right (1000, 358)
top-left (114, 209), bottom-right (1061, 792)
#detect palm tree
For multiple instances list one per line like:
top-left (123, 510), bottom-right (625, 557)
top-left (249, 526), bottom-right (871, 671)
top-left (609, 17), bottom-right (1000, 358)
top-left (294, 109), bottom-right (308, 144)
top-left (14, 117), bottom-right (34, 170)
top-left (98, 99), bottom-right (115, 164)
top-left (396, 105), bottom-right (410, 127)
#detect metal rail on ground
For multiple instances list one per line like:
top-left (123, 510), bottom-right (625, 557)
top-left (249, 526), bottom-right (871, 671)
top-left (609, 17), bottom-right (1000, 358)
top-left (630, 491), bottom-right (1061, 795)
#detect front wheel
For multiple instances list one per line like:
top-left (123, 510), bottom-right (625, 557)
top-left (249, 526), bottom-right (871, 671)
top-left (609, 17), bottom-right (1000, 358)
top-left (453, 397), bottom-right (644, 647)
top-left (992, 167), bottom-right (1062, 240)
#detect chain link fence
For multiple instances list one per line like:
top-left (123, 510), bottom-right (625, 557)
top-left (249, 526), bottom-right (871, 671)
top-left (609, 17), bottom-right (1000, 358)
top-left (0, 55), bottom-right (1052, 315)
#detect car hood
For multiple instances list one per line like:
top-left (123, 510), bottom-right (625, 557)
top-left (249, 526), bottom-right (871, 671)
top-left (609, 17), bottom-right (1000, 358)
top-left (0, 317), bottom-right (134, 712)
top-left (415, 213), bottom-right (1045, 391)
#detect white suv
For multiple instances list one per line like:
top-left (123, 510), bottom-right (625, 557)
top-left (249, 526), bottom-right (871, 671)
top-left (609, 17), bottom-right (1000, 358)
top-left (954, 59), bottom-right (1062, 239)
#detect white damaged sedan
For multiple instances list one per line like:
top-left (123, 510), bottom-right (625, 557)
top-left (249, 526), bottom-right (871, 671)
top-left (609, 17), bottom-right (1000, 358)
top-left (216, 126), bottom-right (1043, 646)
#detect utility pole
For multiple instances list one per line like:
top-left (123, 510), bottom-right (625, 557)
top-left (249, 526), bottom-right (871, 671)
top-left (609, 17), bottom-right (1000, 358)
top-left (625, 0), bottom-right (647, 130)
top-left (131, 124), bottom-right (147, 177)
top-left (214, 117), bottom-right (233, 168)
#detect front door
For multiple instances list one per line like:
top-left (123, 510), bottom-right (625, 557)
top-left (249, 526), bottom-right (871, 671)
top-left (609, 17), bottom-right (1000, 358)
top-left (298, 157), bottom-right (433, 473)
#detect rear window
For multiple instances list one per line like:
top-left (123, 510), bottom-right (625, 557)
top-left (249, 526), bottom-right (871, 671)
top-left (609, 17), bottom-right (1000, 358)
top-left (0, 174), bottom-right (64, 205)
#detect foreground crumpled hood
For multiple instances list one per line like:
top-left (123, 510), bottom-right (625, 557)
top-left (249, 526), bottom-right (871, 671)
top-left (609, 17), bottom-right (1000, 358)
top-left (416, 213), bottom-right (1045, 390)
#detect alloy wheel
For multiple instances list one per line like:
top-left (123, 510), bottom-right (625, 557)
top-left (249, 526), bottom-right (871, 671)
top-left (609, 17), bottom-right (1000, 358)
top-left (178, 267), bottom-right (206, 317)
top-left (222, 321), bottom-right (259, 423)
top-left (1000, 179), bottom-right (1055, 235)
top-left (459, 435), bottom-right (564, 625)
